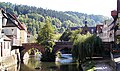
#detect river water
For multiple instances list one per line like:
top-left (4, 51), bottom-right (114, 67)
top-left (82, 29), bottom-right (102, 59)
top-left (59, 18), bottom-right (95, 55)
top-left (5, 54), bottom-right (114, 71)
top-left (7, 54), bottom-right (83, 71)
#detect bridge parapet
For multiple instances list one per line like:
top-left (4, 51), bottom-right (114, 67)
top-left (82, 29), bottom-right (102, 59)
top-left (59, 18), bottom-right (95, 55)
top-left (55, 42), bottom-right (73, 45)
top-left (53, 42), bottom-right (73, 53)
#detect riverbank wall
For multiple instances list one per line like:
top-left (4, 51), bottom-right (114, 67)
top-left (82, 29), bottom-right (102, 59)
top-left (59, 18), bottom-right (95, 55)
top-left (81, 59), bottom-right (116, 71)
top-left (0, 53), bottom-right (20, 70)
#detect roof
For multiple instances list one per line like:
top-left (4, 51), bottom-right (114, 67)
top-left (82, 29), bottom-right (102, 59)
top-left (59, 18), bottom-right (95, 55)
top-left (1, 8), bottom-right (8, 19)
top-left (1, 8), bottom-right (27, 31)
top-left (2, 34), bottom-right (11, 41)
top-left (85, 27), bottom-right (96, 34)
top-left (4, 13), bottom-right (26, 30)
top-left (12, 14), bottom-right (26, 30)
top-left (96, 25), bottom-right (103, 28)
top-left (4, 13), bottom-right (18, 27)
top-left (70, 27), bottom-right (80, 30)
top-left (70, 26), bottom-right (96, 34)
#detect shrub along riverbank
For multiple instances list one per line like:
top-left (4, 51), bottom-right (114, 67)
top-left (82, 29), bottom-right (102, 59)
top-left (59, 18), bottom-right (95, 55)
top-left (71, 33), bottom-right (103, 63)
top-left (81, 59), bottom-right (116, 71)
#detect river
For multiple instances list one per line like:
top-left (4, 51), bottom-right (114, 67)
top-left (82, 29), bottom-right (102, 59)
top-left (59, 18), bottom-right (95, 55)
top-left (4, 54), bottom-right (114, 71)
top-left (6, 54), bottom-right (83, 71)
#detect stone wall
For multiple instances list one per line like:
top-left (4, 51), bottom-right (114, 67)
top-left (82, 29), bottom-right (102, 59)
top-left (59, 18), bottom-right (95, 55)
top-left (0, 53), bottom-right (20, 70)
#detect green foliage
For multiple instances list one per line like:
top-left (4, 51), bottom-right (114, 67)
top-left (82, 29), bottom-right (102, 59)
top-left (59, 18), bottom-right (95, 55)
top-left (70, 28), bottom-right (82, 42)
top-left (59, 30), bottom-right (72, 41)
top-left (53, 34), bottom-right (62, 40)
top-left (71, 33), bottom-right (103, 62)
top-left (28, 48), bottom-right (38, 55)
top-left (83, 61), bottom-right (95, 71)
top-left (37, 18), bottom-right (54, 46)
top-left (117, 36), bottom-right (120, 44)
top-left (0, 2), bottom-right (108, 36)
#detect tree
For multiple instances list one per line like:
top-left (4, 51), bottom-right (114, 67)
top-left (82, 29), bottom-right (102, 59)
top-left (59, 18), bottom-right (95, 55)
top-left (37, 18), bottom-right (56, 62)
top-left (59, 30), bottom-right (72, 41)
top-left (70, 28), bottom-right (82, 42)
top-left (71, 33), bottom-right (103, 63)
top-left (37, 18), bottom-right (54, 46)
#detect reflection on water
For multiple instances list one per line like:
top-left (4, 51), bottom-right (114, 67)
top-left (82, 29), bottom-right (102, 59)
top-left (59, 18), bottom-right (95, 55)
top-left (4, 63), bottom-right (20, 71)
top-left (7, 54), bottom-right (83, 71)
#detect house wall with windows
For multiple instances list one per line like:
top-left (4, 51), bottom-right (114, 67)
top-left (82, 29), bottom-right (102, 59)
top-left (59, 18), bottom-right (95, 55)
top-left (0, 10), bottom-right (2, 34)
top-left (3, 27), bottom-right (21, 46)
top-left (98, 20), bottom-right (114, 42)
top-left (0, 9), bottom-right (12, 58)
top-left (20, 30), bottom-right (27, 43)
top-left (2, 39), bottom-right (11, 57)
top-left (18, 22), bottom-right (28, 44)
top-left (0, 8), bottom-right (21, 68)
top-left (0, 9), bottom-right (4, 58)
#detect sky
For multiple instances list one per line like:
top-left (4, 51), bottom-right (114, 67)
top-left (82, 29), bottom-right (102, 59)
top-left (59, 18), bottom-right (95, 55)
top-left (0, 0), bottom-right (117, 17)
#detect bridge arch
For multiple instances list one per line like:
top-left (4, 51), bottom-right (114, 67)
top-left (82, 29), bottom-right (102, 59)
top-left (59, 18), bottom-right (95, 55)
top-left (20, 43), bottom-right (45, 61)
top-left (20, 42), bottom-right (73, 62)
top-left (53, 42), bottom-right (73, 54)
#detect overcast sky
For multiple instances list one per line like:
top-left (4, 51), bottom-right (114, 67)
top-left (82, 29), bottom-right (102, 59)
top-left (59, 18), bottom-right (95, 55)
top-left (0, 0), bottom-right (117, 17)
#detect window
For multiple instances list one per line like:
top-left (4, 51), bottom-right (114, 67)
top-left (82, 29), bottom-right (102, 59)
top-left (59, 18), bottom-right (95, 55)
top-left (1, 42), bottom-right (2, 57)
top-left (8, 42), bottom-right (9, 49)
top-left (4, 42), bottom-right (5, 49)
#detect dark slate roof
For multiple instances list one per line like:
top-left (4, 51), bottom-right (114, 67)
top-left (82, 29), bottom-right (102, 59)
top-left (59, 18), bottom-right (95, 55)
top-left (70, 27), bottom-right (80, 30)
top-left (1, 9), bottom-right (8, 19)
top-left (12, 14), bottom-right (26, 30)
top-left (5, 13), bottom-right (17, 27)
top-left (70, 26), bottom-right (96, 34)
top-left (87, 27), bottom-right (96, 33)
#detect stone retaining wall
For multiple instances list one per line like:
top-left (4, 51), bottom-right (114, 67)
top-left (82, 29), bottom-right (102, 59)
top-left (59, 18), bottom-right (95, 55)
top-left (0, 53), bottom-right (20, 70)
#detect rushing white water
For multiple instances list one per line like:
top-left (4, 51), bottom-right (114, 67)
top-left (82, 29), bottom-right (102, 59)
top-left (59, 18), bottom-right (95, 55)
top-left (56, 54), bottom-right (73, 63)
top-left (95, 63), bottom-right (113, 71)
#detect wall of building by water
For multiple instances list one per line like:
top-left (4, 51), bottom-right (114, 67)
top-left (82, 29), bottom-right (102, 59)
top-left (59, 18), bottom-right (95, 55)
top-left (0, 49), bottom-right (21, 70)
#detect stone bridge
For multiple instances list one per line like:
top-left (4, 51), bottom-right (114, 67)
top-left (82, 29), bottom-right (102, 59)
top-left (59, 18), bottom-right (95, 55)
top-left (20, 42), bottom-right (73, 61)
top-left (52, 42), bottom-right (73, 53)
top-left (20, 43), bottom-right (45, 61)
top-left (21, 43), bottom-right (45, 54)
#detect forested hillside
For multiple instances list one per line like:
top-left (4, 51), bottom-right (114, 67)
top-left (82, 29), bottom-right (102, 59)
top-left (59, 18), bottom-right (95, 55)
top-left (0, 2), bottom-right (108, 36)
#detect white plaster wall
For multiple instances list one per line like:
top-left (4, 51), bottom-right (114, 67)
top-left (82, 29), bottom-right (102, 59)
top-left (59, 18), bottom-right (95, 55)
top-left (0, 12), bottom-right (2, 36)
top-left (0, 42), bottom-right (2, 57)
top-left (3, 27), bottom-right (20, 40)
top-left (20, 30), bottom-right (28, 43)
top-left (2, 41), bottom-right (11, 57)
top-left (23, 31), bottom-right (27, 43)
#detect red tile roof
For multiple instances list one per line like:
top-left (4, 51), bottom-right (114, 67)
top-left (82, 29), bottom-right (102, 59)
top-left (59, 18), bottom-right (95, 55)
top-left (12, 14), bottom-right (26, 30)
